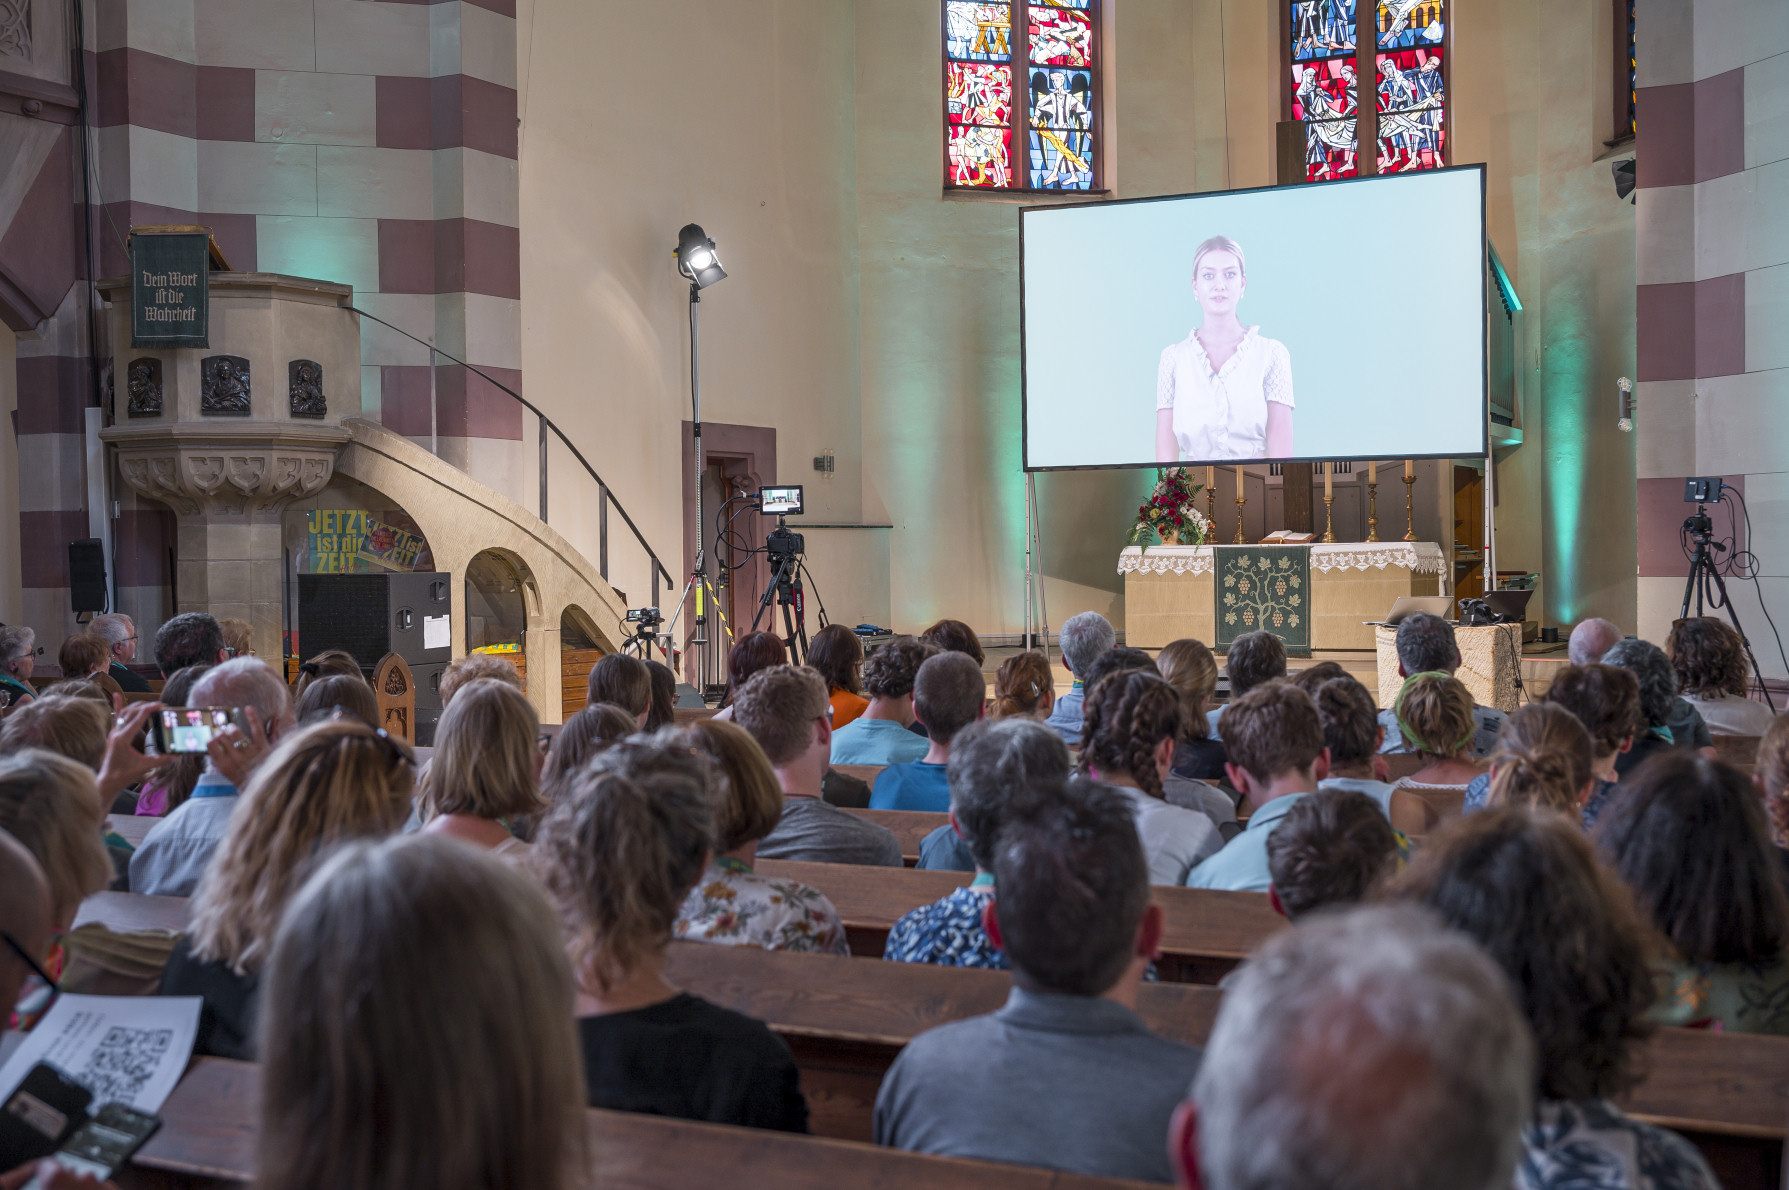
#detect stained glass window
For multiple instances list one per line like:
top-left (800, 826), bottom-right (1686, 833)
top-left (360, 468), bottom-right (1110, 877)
top-left (944, 0), bottom-right (1101, 192)
top-left (1285, 0), bottom-right (1446, 181)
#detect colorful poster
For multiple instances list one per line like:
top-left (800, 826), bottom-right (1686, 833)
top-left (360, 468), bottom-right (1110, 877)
top-left (307, 510), bottom-right (426, 574)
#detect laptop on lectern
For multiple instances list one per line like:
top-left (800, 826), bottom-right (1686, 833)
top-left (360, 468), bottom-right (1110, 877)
top-left (1366, 596), bottom-right (1457, 628)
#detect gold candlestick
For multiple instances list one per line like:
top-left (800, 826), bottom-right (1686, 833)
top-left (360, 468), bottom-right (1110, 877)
top-left (1206, 477), bottom-right (1217, 528)
top-left (1366, 481), bottom-right (1380, 542)
top-left (1233, 493), bottom-right (1247, 543)
top-left (1322, 494), bottom-right (1336, 542)
top-left (1401, 475), bottom-right (1418, 542)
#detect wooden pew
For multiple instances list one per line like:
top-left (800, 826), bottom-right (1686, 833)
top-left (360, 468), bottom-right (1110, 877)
top-left (755, 859), bottom-right (1284, 983)
top-left (107, 813), bottom-right (160, 849)
top-left (1711, 733), bottom-right (1761, 772)
top-left (120, 1057), bottom-right (1159, 1190)
top-left (842, 808), bottom-right (948, 864)
top-left (832, 763), bottom-right (885, 786)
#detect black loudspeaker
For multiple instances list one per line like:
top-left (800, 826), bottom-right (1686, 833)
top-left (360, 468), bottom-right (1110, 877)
top-left (411, 660), bottom-right (447, 746)
top-left (297, 572), bottom-right (452, 671)
top-left (68, 539), bottom-right (107, 614)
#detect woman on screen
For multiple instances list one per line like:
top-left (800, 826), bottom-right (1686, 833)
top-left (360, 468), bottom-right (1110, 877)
top-left (1155, 236), bottom-right (1294, 462)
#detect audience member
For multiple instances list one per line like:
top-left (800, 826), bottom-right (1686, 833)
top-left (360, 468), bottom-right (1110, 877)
top-left (872, 652), bottom-right (986, 811)
top-left (1376, 613), bottom-right (1504, 755)
top-left (1603, 638), bottom-right (1713, 778)
top-left (1078, 670), bottom-right (1222, 883)
top-left (1596, 754), bottom-right (1789, 1035)
top-left (1567, 616), bottom-right (1623, 666)
top-left (294, 672), bottom-right (380, 728)
top-left (56, 633), bottom-right (110, 684)
top-left (0, 625), bottom-right (37, 705)
top-left (875, 783), bottom-right (1199, 1181)
top-left (541, 702), bottom-right (637, 798)
top-left (531, 743), bottom-right (808, 1131)
top-left (1312, 676), bottom-right (1394, 812)
top-left (0, 691), bottom-right (107, 769)
top-left (1044, 611), bottom-right (1115, 745)
top-left (1387, 672), bottom-right (1488, 810)
top-left (132, 662), bottom-right (210, 817)
top-left (1287, 659), bottom-right (1349, 694)
top-left (1667, 616), bottom-right (1776, 735)
top-left (1389, 808), bottom-right (1719, 1190)
top-left (90, 612), bottom-right (153, 692)
top-left (0, 829), bottom-right (49, 1016)
top-left (671, 719), bottom-right (847, 955)
top-left (807, 623), bottom-right (869, 729)
top-left (292, 649), bottom-right (362, 700)
top-left (586, 653), bottom-right (652, 726)
top-left (1754, 714), bottom-right (1789, 882)
top-left (1264, 788), bottom-right (1398, 920)
top-left (219, 617), bottom-right (254, 658)
top-left (165, 719), bottom-right (415, 1059)
top-left (417, 679), bottom-right (543, 859)
top-left (1173, 904), bottom-right (1534, 1190)
top-left (0, 750), bottom-right (111, 934)
top-left (1185, 683), bottom-right (1327, 892)
top-left (1212, 630), bottom-right (1287, 739)
top-left (644, 659), bottom-right (678, 731)
top-left (437, 651), bottom-right (522, 707)
top-left (920, 618), bottom-right (985, 665)
top-left (988, 650), bottom-right (1054, 721)
top-left (154, 611), bottom-right (228, 677)
top-left (131, 659), bottom-right (296, 896)
top-left (718, 631), bottom-right (789, 710)
top-left (1537, 663), bottom-right (1640, 827)
top-left (1462, 702), bottom-right (1595, 817)
top-left (890, 719), bottom-right (1069, 963)
top-left (736, 666), bottom-right (902, 866)
top-left (1156, 639), bottom-right (1227, 782)
top-left (827, 637), bottom-right (934, 765)
top-left (256, 836), bottom-right (588, 1190)
top-left (1076, 645), bottom-right (1157, 703)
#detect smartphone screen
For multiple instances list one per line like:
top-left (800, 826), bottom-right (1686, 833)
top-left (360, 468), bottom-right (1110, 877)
top-left (25, 1104), bottom-right (160, 1186)
top-left (152, 707), bottom-right (239, 754)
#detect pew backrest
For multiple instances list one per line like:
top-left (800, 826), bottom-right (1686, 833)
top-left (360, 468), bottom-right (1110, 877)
top-left (841, 808), bottom-right (947, 863)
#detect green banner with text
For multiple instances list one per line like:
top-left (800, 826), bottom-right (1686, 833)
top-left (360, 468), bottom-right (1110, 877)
top-left (131, 232), bottom-right (210, 348)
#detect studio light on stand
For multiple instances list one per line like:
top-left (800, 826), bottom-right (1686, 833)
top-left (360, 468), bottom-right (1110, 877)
top-left (666, 224), bottom-right (727, 698)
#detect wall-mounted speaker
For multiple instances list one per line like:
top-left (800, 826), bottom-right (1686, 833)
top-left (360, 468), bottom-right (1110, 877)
top-left (68, 539), bottom-right (107, 614)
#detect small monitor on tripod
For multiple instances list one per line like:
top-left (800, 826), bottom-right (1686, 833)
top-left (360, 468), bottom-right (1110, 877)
top-left (1684, 476), bottom-right (1723, 503)
top-left (760, 486), bottom-right (804, 516)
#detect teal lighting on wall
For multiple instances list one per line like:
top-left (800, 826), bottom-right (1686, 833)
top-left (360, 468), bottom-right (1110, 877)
top-left (1540, 297), bottom-right (1588, 625)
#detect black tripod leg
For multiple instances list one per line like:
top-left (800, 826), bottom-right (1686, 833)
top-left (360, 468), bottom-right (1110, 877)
top-left (781, 598), bottom-right (801, 664)
top-left (1702, 563), bottom-right (1778, 713)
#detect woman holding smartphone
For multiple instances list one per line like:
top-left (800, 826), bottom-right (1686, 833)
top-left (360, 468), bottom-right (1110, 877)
top-left (1155, 236), bottom-right (1295, 462)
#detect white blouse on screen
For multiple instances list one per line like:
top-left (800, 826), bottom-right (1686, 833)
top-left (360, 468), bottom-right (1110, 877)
top-left (1156, 326), bottom-right (1294, 461)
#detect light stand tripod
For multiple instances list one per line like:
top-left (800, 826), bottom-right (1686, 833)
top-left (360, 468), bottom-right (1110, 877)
top-left (1681, 504), bottom-right (1777, 713)
top-left (665, 280), bottom-right (709, 685)
top-left (750, 518), bottom-right (808, 664)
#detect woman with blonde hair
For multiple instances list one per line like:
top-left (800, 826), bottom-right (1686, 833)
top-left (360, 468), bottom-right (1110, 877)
top-left (0, 691), bottom-right (109, 770)
top-left (532, 739), bottom-right (809, 1131)
top-left (162, 718), bottom-right (415, 1058)
top-left (1156, 638), bottom-right (1228, 782)
top-left (218, 617), bottom-right (254, 659)
top-left (294, 672), bottom-right (381, 728)
top-left (671, 719), bottom-right (846, 955)
top-left (418, 678), bottom-right (544, 858)
top-left (56, 633), bottom-right (110, 684)
top-left (291, 648), bottom-right (362, 700)
top-left (257, 835), bottom-right (588, 1190)
top-left (989, 650), bottom-right (1055, 721)
top-left (1459, 702), bottom-right (1597, 817)
top-left (542, 702), bottom-right (638, 796)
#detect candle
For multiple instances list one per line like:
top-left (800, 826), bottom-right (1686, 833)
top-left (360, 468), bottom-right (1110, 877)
top-left (1206, 465), bottom-right (1215, 493)
top-left (1235, 466), bottom-right (1244, 500)
top-left (1324, 461), bottom-right (1333, 499)
top-left (1369, 460), bottom-right (1377, 484)
top-left (1404, 458), bottom-right (1414, 480)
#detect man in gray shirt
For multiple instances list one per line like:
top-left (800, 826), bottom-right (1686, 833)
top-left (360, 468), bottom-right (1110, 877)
top-left (1043, 611), bottom-right (1114, 746)
top-left (874, 779), bottom-right (1200, 1181)
top-left (733, 664), bottom-right (903, 867)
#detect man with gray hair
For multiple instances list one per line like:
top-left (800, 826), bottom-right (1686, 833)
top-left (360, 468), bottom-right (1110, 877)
top-left (1567, 617), bottom-right (1623, 666)
top-left (131, 657), bottom-right (298, 896)
top-left (1601, 636), bottom-right (1715, 774)
top-left (1376, 611), bottom-right (1504, 755)
top-left (90, 612), bottom-right (153, 692)
top-left (1170, 904), bottom-right (1535, 1190)
top-left (1045, 611), bottom-right (1116, 745)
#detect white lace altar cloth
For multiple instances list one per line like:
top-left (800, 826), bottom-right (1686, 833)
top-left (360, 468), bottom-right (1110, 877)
top-left (1118, 541), bottom-right (1445, 577)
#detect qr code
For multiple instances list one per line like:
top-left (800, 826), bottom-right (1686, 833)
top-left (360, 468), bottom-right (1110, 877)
top-left (77, 1027), bottom-right (174, 1107)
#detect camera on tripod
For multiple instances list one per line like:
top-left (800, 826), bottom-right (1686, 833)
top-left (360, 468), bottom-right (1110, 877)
top-left (626, 607), bottom-right (662, 630)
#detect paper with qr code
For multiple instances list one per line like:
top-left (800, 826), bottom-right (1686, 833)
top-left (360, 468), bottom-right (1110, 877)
top-left (0, 994), bottom-right (199, 1113)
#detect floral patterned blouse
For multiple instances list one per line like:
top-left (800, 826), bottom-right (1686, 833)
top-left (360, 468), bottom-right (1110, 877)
top-left (1651, 953), bottom-right (1789, 1035)
top-left (883, 882), bottom-right (1007, 970)
top-left (1517, 1100), bottom-right (1718, 1190)
top-left (675, 857), bottom-right (849, 956)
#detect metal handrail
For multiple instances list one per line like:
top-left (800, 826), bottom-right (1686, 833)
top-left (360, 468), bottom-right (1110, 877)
top-left (346, 305), bottom-right (677, 604)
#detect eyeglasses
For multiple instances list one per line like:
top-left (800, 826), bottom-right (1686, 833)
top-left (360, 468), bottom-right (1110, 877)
top-left (1, 930), bottom-right (60, 1008)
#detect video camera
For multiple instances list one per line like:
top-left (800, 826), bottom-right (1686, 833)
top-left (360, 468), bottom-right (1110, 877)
top-left (626, 607), bottom-right (662, 628)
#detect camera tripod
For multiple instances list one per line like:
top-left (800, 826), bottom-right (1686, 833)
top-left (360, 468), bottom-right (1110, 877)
top-left (750, 521), bottom-right (809, 664)
top-left (1681, 505), bottom-right (1776, 712)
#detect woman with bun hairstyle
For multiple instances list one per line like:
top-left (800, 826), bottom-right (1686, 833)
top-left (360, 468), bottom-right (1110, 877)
top-left (1461, 702), bottom-right (1597, 818)
top-left (989, 651), bottom-right (1055, 722)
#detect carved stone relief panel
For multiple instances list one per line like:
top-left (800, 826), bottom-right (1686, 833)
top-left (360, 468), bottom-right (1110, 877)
top-left (200, 355), bottom-right (251, 415)
top-left (0, 0), bottom-right (32, 63)
top-left (126, 357), bottom-right (163, 417)
top-left (288, 360), bottom-right (325, 418)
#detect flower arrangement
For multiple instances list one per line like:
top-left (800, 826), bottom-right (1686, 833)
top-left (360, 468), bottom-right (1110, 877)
top-left (1127, 468), bottom-right (1211, 547)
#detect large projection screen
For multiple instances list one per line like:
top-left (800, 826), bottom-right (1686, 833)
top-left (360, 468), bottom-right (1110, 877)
top-left (1020, 166), bottom-right (1487, 472)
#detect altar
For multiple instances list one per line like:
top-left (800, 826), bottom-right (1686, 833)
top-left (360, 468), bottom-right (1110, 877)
top-left (1119, 542), bottom-right (1447, 651)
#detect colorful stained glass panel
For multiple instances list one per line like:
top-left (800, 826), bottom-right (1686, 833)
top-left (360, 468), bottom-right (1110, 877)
top-left (949, 125), bottom-right (1014, 188)
top-left (1029, 66), bottom-right (1093, 128)
top-left (1290, 0), bottom-right (1357, 62)
top-left (1027, 125), bottom-right (1093, 188)
top-left (1377, 0), bottom-right (1443, 50)
top-left (1029, 5), bottom-right (1092, 66)
top-left (947, 62), bottom-right (1013, 126)
top-left (1290, 57), bottom-right (1357, 123)
top-left (946, 3), bottom-right (1011, 62)
top-left (1375, 48), bottom-right (1443, 171)
top-left (1304, 118), bottom-right (1359, 181)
